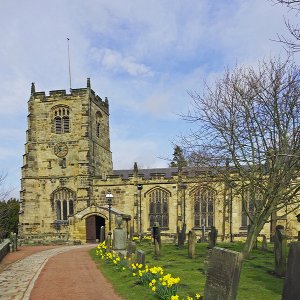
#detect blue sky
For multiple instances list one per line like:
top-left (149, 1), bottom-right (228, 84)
top-left (0, 0), bottom-right (296, 198)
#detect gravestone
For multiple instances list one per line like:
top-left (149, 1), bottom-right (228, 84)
top-left (127, 241), bottom-right (136, 257)
top-left (136, 249), bottom-right (145, 265)
top-left (261, 234), bottom-right (267, 251)
top-left (178, 224), bottom-right (186, 248)
top-left (105, 236), bottom-right (111, 252)
top-left (208, 226), bottom-right (217, 249)
top-left (282, 242), bottom-right (300, 300)
top-left (100, 226), bottom-right (105, 243)
top-left (113, 215), bottom-right (127, 251)
top-left (274, 225), bottom-right (287, 277)
top-left (152, 222), bottom-right (161, 246)
top-left (188, 230), bottom-right (197, 259)
top-left (154, 240), bottom-right (160, 258)
top-left (113, 229), bottom-right (126, 250)
top-left (203, 247), bottom-right (243, 300)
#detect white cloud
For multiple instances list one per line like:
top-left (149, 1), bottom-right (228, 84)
top-left (0, 0), bottom-right (297, 196)
top-left (90, 48), bottom-right (153, 76)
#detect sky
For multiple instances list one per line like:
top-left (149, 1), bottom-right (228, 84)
top-left (0, 0), bottom-right (297, 198)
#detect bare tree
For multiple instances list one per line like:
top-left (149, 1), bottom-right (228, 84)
top-left (273, 0), bottom-right (300, 51)
top-left (183, 57), bottom-right (300, 258)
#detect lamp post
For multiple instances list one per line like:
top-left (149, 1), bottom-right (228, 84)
top-left (137, 184), bottom-right (143, 240)
top-left (106, 191), bottom-right (113, 244)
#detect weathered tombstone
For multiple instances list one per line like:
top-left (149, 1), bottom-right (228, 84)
top-left (282, 242), bottom-right (300, 300)
top-left (188, 230), bottom-right (197, 259)
top-left (105, 235), bottom-right (111, 252)
top-left (261, 234), bottom-right (267, 251)
top-left (152, 222), bottom-right (161, 246)
top-left (100, 226), bottom-right (105, 243)
top-left (208, 226), bottom-right (217, 249)
top-left (113, 217), bottom-right (127, 251)
top-left (178, 223), bottom-right (186, 248)
top-left (154, 240), bottom-right (160, 258)
top-left (127, 241), bottom-right (136, 257)
top-left (203, 249), bottom-right (212, 275)
top-left (203, 247), bottom-right (243, 300)
top-left (136, 249), bottom-right (145, 265)
top-left (274, 225), bottom-right (287, 277)
top-left (172, 233), bottom-right (178, 245)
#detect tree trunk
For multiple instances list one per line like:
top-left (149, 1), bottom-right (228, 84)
top-left (241, 223), bottom-right (264, 259)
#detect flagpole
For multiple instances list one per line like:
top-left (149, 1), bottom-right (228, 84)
top-left (67, 38), bottom-right (72, 92)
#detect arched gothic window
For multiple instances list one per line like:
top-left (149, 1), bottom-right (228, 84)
top-left (53, 106), bottom-right (70, 134)
top-left (52, 188), bottom-right (75, 221)
top-left (149, 189), bottom-right (169, 228)
top-left (194, 187), bottom-right (215, 228)
top-left (241, 188), bottom-right (262, 227)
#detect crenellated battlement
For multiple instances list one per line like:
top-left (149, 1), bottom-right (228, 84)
top-left (29, 79), bottom-right (109, 111)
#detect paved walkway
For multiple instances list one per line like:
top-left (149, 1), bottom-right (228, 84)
top-left (0, 245), bottom-right (123, 300)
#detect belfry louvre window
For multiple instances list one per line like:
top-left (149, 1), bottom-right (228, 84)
top-left (194, 188), bottom-right (215, 228)
top-left (53, 107), bottom-right (70, 134)
top-left (52, 188), bottom-right (75, 221)
top-left (149, 189), bottom-right (169, 228)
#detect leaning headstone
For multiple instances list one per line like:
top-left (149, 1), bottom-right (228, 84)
top-left (136, 249), bottom-right (145, 265)
top-left (188, 230), bottom-right (197, 259)
top-left (100, 226), bottom-right (105, 243)
top-left (282, 242), bottom-right (300, 300)
top-left (154, 240), bottom-right (160, 258)
top-left (208, 226), bottom-right (217, 249)
top-left (203, 247), bottom-right (243, 300)
top-left (261, 234), bottom-right (267, 251)
top-left (274, 225), bottom-right (287, 277)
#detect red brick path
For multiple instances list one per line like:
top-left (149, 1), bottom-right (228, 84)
top-left (29, 246), bottom-right (123, 300)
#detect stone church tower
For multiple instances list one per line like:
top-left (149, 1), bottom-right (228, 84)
top-left (19, 79), bottom-right (113, 240)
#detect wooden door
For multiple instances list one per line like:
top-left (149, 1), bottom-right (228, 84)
top-left (86, 215), bottom-right (96, 243)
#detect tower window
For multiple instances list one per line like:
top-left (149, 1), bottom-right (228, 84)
top-left (53, 106), bottom-right (70, 134)
top-left (52, 188), bottom-right (76, 221)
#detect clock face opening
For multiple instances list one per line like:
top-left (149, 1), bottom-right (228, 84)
top-left (54, 143), bottom-right (68, 157)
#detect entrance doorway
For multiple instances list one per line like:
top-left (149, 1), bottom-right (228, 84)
top-left (86, 215), bottom-right (105, 243)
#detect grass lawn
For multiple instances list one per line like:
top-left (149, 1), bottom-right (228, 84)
top-left (90, 241), bottom-right (284, 300)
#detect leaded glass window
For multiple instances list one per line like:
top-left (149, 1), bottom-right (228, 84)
top-left (242, 189), bottom-right (262, 227)
top-left (194, 188), bottom-right (215, 228)
top-left (149, 189), bottom-right (169, 228)
top-left (52, 188), bottom-right (75, 221)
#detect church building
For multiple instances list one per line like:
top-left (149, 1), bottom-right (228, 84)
top-left (19, 79), bottom-right (299, 243)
